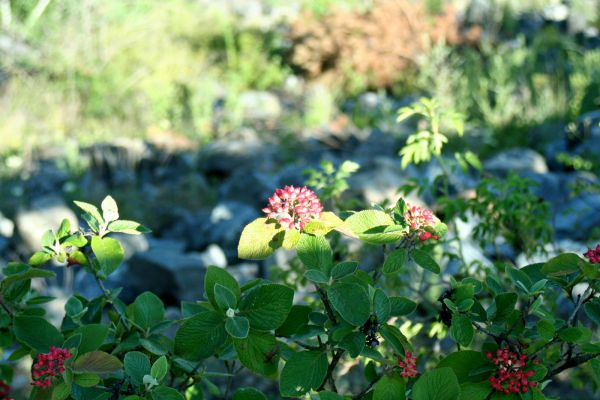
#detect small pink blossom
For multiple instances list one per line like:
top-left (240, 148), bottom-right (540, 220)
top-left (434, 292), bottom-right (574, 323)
top-left (262, 186), bottom-right (323, 230)
top-left (404, 203), bottom-right (439, 241)
top-left (397, 351), bottom-right (418, 378)
top-left (584, 245), bottom-right (600, 264)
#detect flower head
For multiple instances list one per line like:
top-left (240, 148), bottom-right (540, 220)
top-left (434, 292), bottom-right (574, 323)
top-left (397, 351), bottom-right (418, 378)
top-left (262, 186), bottom-right (323, 230)
top-left (486, 348), bottom-right (537, 394)
top-left (404, 203), bottom-right (439, 241)
top-left (31, 347), bottom-right (72, 388)
top-left (584, 244), bottom-right (600, 264)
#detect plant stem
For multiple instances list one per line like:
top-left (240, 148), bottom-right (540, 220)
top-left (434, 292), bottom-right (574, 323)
top-left (0, 294), bottom-right (13, 318)
top-left (318, 349), bottom-right (344, 392)
top-left (548, 352), bottom-right (600, 378)
top-left (317, 286), bottom-right (337, 325)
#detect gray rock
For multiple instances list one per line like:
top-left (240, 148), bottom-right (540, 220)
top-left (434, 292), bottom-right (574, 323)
top-left (111, 233), bottom-right (150, 260)
top-left (198, 138), bottom-right (276, 175)
top-left (16, 196), bottom-right (79, 252)
top-left (219, 170), bottom-right (277, 208)
top-left (207, 201), bottom-right (257, 259)
top-left (484, 148), bottom-right (548, 175)
top-left (347, 157), bottom-right (404, 205)
top-left (554, 193), bottom-right (600, 240)
top-left (128, 247), bottom-right (205, 301)
top-left (0, 211), bottom-right (14, 238)
top-left (227, 263), bottom-right (260, 285)
top-left (238, 91), bottom-right (281, 120)
top-left (200, 244), bottom-right (227, 268)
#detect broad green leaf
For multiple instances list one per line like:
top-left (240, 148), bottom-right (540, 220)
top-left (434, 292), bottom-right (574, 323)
top-left (373, 289), bottom-right (391, 322)
top-left (151, 356), bottom-right (169, 382)
top-left (73, 373), bottom-right (101, 388)
top-left (280, 351), bottom-right (328, 397)
top-left (151, 386), bottom-right (184, 400)
top-left (65, 296), bottom-right (85, 319)
top-left (275, 305), bottom-right (311, 337)
top-left (343, 210), bottom-right (394, 236)
top-left (127, 292), bottom-right (165, 331)
top-left (51, 382), bottom-right (71, 400)
top-left (214, 284), bottom-right (238, 310)
top-left (237, 218), bottom-right (283, 260)
top-left (383, 248), bottom-right (408, 273)
top-left (0, 266), bottom-right (55, 290)
top-left (107, 220), bottom-right (151, 235)
top-left (451, 314), bottom-right (473, 347)
top-left (331, 261), bottom-right (358, 280)
top-left (590, 359), bottom-right (600, 387)
top-left (174, 311), bottom-right (227, 360)
top-left (233, 330), bottom-right (279, 377)
top-left (507, 267), bottom-right (533, 291)
top-left (379, 324), bottom-right (409, 355)
top-left (29, 251), bottom-right (53, 266)
top-left (303, 212), bottom-right (344, 236)
top-left (233, 388), bottom-right (267, 400)
top-left (304, 269), bottom-right (330, 284)
top-left (458, 382), bottom-right (492, 400)
top-left (41, 229), bottom-right (55, 249)
top-left (339, 331), bottom-right (365, 357)
top-left (389, 296), bottom-right (417, 316)
top-left (438, 351), bottom-right (491, 383)
top-left (240, 283), bottom-right (293, 331)
top-left (319, 391), bottom-right (345, 400)
top-left (297, 233), bottom-right (332, 274)
top-left (73, 351), bottom-right (123, 374)
top-left (72, 324), bottom-right (108, 354)
top-left (373, 374), bottom-right (406, 400)
top-left (559, 327), bottom-right (590, 343)
top-left (584, 298), bottom-right (600, 326)
top-left (205, 266), bottom-right (240, 310)
top-left (101, 195), bottom-right (119, 222)
top-left (140, 335), bottom-right (170, 356)
top-left (13, 316), bottom-right (63, 353)
top-left (541, 253), bottom-right (586, 276)
top-left (124, 351), bottom-right (151, 386)
top-left (412, 368), bottom-right (460, 400)
top-left (327, 283), bottom-right (370, 326)
top-left (412, 249), bottom-right (440, 274)
top-left (537, 320), bottom-right (556, 341)
top-left (73, 201), bottom-right (105, 227)
top-left (91, 236), bottom-right (124, 277)
top-left (226, 316), bottom-right (250, 339)
top-left (358, 225), bottom-right (406, 245)
top-left (493, 292), bottom-right (517, 321)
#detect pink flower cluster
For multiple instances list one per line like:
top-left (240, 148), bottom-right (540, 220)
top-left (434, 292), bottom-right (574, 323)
top-left (263, 186), bottom-right (323, 230)
top-left (31, 347), bottom-right (72, 388)
top-left (584, 244), bottom-right (600, 264)
top-left (404, 203), bottom-right (439, 241)
top-left (0, 380), bottom-right (12, 400)
top-left (397, 351), bottom-right (418, 378)
top-left (486, 349), bottom-right (537, 394)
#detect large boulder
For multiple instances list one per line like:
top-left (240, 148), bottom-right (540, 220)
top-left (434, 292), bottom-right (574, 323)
top-left (15, 196), bottom-right (78, 252)
top-left (484, 148), bottom-right (548, 175)
top-left (555, 192), bottom-right (600, 240)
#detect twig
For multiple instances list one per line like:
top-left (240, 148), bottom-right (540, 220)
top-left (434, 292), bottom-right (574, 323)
top-left (0, 294), bottom-right (13, 318)
top-left (293, 340), bottom-right (322, 351)
top-left (547, 352), bottom-right (600, 378)
top-left (318, 349), bottom-right (344, 392)
top-left (317, 286), bottom-right (338, 325)
top-left (352, 374), bottom-right (382, 399)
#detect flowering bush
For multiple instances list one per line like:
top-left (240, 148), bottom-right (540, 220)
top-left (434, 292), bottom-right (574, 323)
top-left (0, 191), bottom-right (599, 399)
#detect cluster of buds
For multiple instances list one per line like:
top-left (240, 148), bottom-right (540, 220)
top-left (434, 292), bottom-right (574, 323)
top-left (486, 348), bottom-right (537, 394)
top-left (263, 186), bottom-right (323, 231)
top-left (360, 315), bottom-right (380, 348)
top-left (0, 380), bottom-right (12, 400)
top-left (404, 203), bottom-right (439, 241)
top-left (584, 244), bottom-right (600, 264)
top-left (31, 347), bottom-right (72, 388)
top-left (397, 351), bottom-right (418, 378)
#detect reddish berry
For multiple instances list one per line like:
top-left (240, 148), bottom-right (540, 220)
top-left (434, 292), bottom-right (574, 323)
top-left (31, 347), bottom-right (72, 388)
top-left (584, 244), bottom-right (600, 264)
top-left (487, 348), bottom-right (537, 394)
top-left (397, 351), bottom-right (418, 378)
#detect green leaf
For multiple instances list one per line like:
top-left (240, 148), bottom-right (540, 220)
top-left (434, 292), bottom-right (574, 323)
top-left (584, 298), bottom-right (600, 326)
top-left (74, 200), bottom-right (105, 227)
top-left (124, 351), bottom-right (151, 386)
top-left (438, 351), bottom-right (491, 383)
top-left (275, 305), bottom-right (311, 337)
top-left (0, 266), bottom-right (55, 290)
top-left (558, 327), bottom-right (589, 343)
top-left (127, 292), bottom-right (165, 331)
top-left (237, 218), bottom-right (284, 260)
top-left (226, 316), bottom-right (250, 339)
top-left (101, 195), bottom-right (119, 222)
top-left (91, 236), bottom-right (124, 277)
top-left (72, 324), bottom-right (108, 354)
top-left (233, 388), bottom-right (267, 400)
top-left (297, 233), bottom-right (332, 274)
top-left (151, 386), bottom-right (184, 400)
top-left (413, 368), bottom-right (460, 400)
top-left (280, 351), bottom-right (328, 397)
top-left (327, 283), bottom-right (370, 326)
top-left (240, 283), bottom-right (293, 331)
top-left (590, 359), bottom-right (600, 387)
top-left (63, 232), bottom-right (88, 247)
top-left (41, 229), bottom-right (56, 249)
top-left (151, 356), bottom-right (169, 382)
top-left (343, 210), bottom-right (394, 236)
top-left (65, 296), bottom-right (85, 319)
top-left (174, 311), bottom-right (227, 361)
top-left (13, 316), bottom-right (63, 353)
top-left (383, 249), bottom-right (408, 274)
top-left (331, 261), bottom-right (358, 280)
top-left (541, 253), bottom-right (586, 276)
top-left (493, 293), bottom-right (518, 321)
top-left (318, 391), bottom-right (345, 400)
top-left (379, 324), bottom-right (409, 355)
top-left (303, 212), bottom-right (344, 236)
top-left (304, 269), bottom-right (330, 284)
top-left (51, 382), bottom-right (71, 400)
top-left (373, 289), bottom-right (391, 322)
top-left (537, 320), bottom-right (556, 341)
top-left (214, 284), bottom-right (238, 310)
top-left (339, 331), bottom-right (365, 358)
top-left (373, 374), bottom-right (406, 400)
top-left (107, 220), bottom-right (151, 235)
top-left (389, 297), bottom-right (417, 316)
top-left (73, 373), bottom-right (101, 388)
top-left (73, 351), bottom-right (123, 374)
top-left (412, 249), bottom-right (440, 274)
top-left (451, 314), bottom-right (473, 347)
top-left (458, 382), bottom-right (492, 400)
top-left (140, 335), bottom-right (170, 356)
top-left (205, 266), bottom-right (240, 310)
top-left (233, 330), bottom-right (279, 377)
top-left (29, 251), bottom-right (53, 266)
top-left (507, 267), bottom-right (533, 291)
